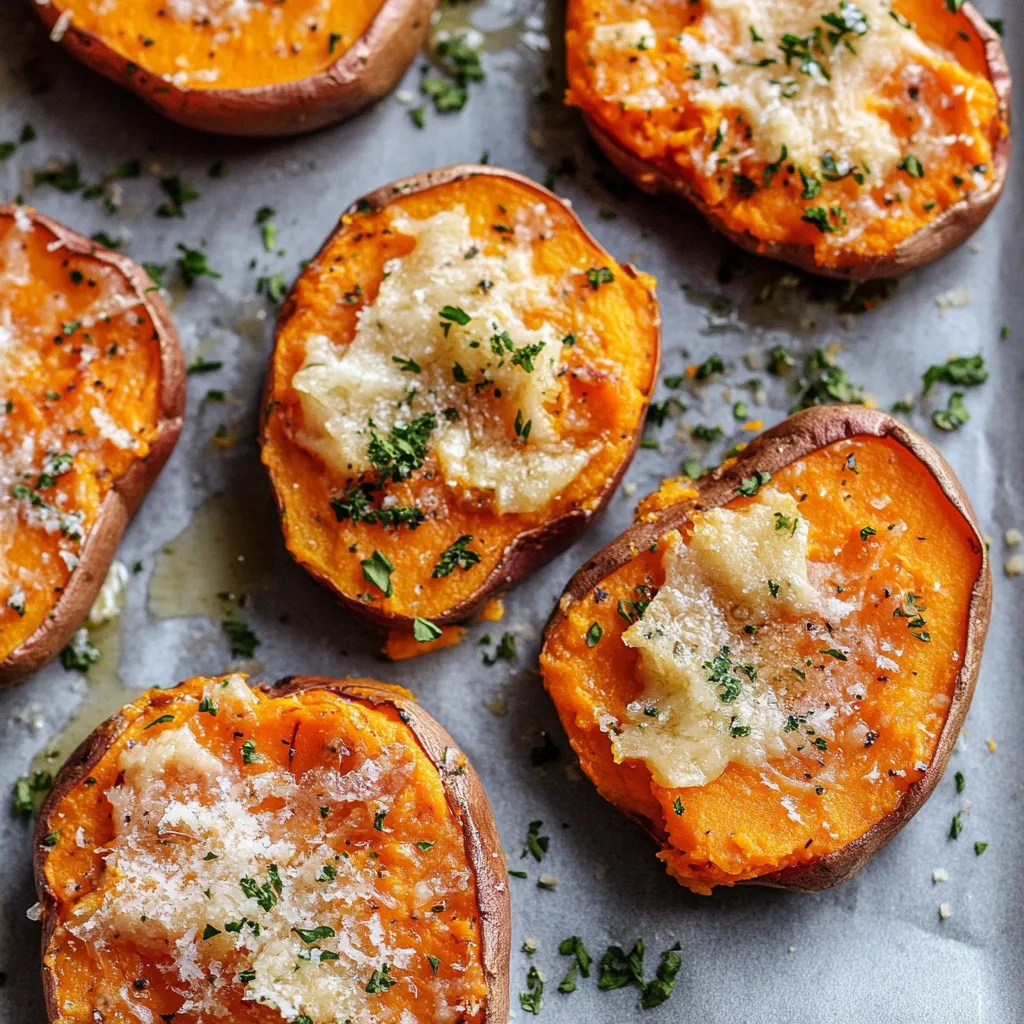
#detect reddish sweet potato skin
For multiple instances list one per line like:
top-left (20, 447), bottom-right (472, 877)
top-left (582, 5), bottom-right (1011, 280)
top-left (34, 674), bottom-right (511, 1022)
top-left (0, 206), bottom-right (185, 687)
top-left (34, 0), bottom-right (437, 137)
top-left (259, 164), bottom-right (661, 633)
top-left (544, 405), bottom-right (992, 891)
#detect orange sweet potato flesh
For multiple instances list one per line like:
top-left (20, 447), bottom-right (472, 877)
top-left (566, 0), bottom-right (1011, 277)
top-left (35, 675), bottom-right (510, 1023)
top-left (541, 408), bottom-right (989, 893)
top-left (35, 0), bottom-right (437, 136)
top-left (50, 0), bottom-right (382, 89)
top-left (0, 206), bottom-right (183, 685)
top-left (261, 166), bottom-right (660, 631)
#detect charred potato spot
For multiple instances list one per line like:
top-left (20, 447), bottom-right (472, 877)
top-left (566, 0), bottom-right (1010, 278)
top-left (0, 206), bottom-right (184, 686)
top-left (34, 0), bottom-right (438, 136)
top-left (540, 407), bottom-right (990, 893)
top-left (35, 674), bottom-right (511, 1023)
top-left (259, 165), bottom-right (660, 635)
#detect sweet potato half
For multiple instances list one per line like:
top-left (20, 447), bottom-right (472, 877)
top-left (34, 673), bottom-right (511, 1023)
top-left (260, 165), bottom-right (660, 635)
top-left (541, 406), bottom-right (990, 893)
top-left (0, 205), bottom-right (184, 686)
top-left (566, 0), bottom-right (1011, 278)
top-left (34, 0), bottom-right (436, 136)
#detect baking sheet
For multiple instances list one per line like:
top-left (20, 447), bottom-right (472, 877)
top-left (0, 0), bottom-right (1021, 1020)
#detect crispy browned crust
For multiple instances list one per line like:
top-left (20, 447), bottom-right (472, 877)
top-left (34, 0), bottom-right (437, 137)
top-left (259, 163), bottom-right (661, 632)
top-left (582, 4), bottom-right (1011, 280)
top-left (34, 675), bottom-right (512, 1022)
top-left (543, 405), bottom-right (992, 891)
top-left (0, 206), bottom-right (185, 688)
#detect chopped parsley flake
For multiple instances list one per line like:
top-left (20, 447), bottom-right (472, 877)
top-left (176, 244), bottom-right (221, 287)
top-left (482, 631), bottom-right (517, 666)
top-left (922, 354), bottom-right (988, 393)
top-left (932, 392), bottom-right (972, 433)
top-left (736, 470), bottom-right (772, 497)
top-left (819, 648), bottom-right (847, 661)
top-left (365, 963), bottom-right (396, 993)
top-left (432, 535), bottom-right (481, 578)
top-left (330, 483), bottom-right (424, 531)
top-left (186, 357), bottom-right (223, 375)
top-left (222, 619), bottom-right (260, 659)
top-left (367, 413), bottom-right (436, 483)
top-left (898, 154), bottom-right (925, 178)
top-left (791, 348), bottom-right (865, 412)
top-left (439, 304), bottom-right (471, 327)
top-left (240, 739), bottom-right (262, 765)
top-left (361, 550), bottom-right (395, 597)
top-left (519, 965), bottom-right (544, 1014)
top-left (413, 617), bottom-right (443, 642)
top-left (294, 925), bottom-right (335, 944)
top-left (893, 592), bottom-right (931, 642)
top-left (522, 820), bottom-right (549, 862)
top-left (156, 176), bottom-right (200, 217)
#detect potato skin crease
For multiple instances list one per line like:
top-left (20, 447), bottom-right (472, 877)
top-left (543, 405), bottom-right (991, 891)
top-left (572, 2), bottom-right (1011, 280)
top-left (34, 674), bottom-right (511, 1023)
top-left (0, 206), bottom-right (184, 687)
top-left (33, 0), bottom-right (437, 137)
top-left (259, 163), bottom-right (661, 634)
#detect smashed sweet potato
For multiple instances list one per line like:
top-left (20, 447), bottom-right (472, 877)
top-left (35, 674), bottom-right (510, 1023)
top-left (260, 165), bottom-right (660, 636)
top-left (541, 407), bottom-right (990, 893)
top-left (0, 205), bottom-right (184, 686)
top-left (35, 0), bottom-right (437, 136)
top-left (566, 0), bottom-right (1011, 277)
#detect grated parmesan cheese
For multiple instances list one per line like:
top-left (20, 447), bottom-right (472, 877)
top-left (69, 677), bottom-right (480, 1023)
top-left (90, 406), bottom-right (140, 451)
top-left (593, 19), bottom-right (656, 52)
top-left (292, 208), bottom-right (593, 514)
top-left (693, 0), bottom-right (934, 175)
top-left (616, 490), bottom-right (853, 788)
top-left (49, 8), bottom-right (72, 41)
top-left (87, 559), bottom-right (128, 625)
top-left (166, 0), bottom-right (252, 28)
top-left (592, 0), bottom-right (936, 178)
